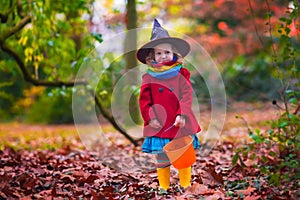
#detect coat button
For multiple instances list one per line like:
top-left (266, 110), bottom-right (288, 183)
top-left (159, 88), bottom-right (164, 92)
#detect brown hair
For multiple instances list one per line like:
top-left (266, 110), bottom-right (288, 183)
top-left (145, 44), bottom-right (184, 65)
top-left (145, 49), bottom-right (155, 65)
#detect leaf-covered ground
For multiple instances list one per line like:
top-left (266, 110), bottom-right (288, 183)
top-left (1, 142), bottom-right (297, 199)
top-left (0, 103), bottom-right (299, 199)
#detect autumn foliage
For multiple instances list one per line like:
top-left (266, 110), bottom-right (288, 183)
top-left (1, 139), bottom-right (298, 199)
top-left (0, 0), bottom-right (299, 199)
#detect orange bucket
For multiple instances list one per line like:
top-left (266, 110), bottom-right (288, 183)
top-left (163, 135), bottom-right (196, 169)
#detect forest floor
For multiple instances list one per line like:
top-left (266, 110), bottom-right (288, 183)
top-left (0, 102), bottom-right (298, 199)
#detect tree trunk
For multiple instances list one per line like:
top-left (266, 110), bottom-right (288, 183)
top-left (124, 0), bottom-right (141, 125)
top-left (0, 0), bottom-right (140, 147)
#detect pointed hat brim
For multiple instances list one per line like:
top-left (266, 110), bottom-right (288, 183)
top-left (136, 37), bottom-right (190, 64)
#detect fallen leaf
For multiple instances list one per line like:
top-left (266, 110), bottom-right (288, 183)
top-left (60, 174), bottom-right (75, 183)
top-left (200, 165), bottom-right (224, 187)
top-left (244, 195), bottom-right (262, 200)
top-left (238, 186), bottom-right (256, 196)
top-left (85, 174), bottom-right (99, 183)
top-left (227, 164), bottom-right (245, 181)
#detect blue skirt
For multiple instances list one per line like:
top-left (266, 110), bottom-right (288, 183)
top-left (142, 134), bottom-right (200, 154)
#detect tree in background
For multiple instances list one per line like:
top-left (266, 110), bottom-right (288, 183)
top-left (1, 0), bottom-right (298, 146)
top-left (162, 0), bottom-right (299, 101)
top-left (102, 0), bottom-right (296, 101)
top-left (0, 0), bottom-right (138, 146)
top-left (0, 0), bottom-right (93, 119)
top-left (124, 0), bottom-right (140, 124)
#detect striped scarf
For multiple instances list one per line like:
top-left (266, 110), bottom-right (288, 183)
top-left (147, 60), bottom-right (182, 79)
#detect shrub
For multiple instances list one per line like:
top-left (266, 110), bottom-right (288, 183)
top-left (232, 0), bottom-right (300, 195)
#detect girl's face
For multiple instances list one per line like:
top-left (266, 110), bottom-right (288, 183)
top-left (153, 43), bottom-right (173, 63)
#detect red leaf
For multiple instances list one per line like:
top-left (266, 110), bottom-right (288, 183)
top-left (244, 195), bottom-right (262, 200)
top-left (60, 174), bottom-right (76, 183)
top-left (19, 196), bottom-right (32, 200)
top-left (187, 183), bottom-right (215, 195)
top-left (85, 174), bottom-right (99, 184)
top-left (238, 186), bottom-right (256, 196)
top-left (200, 165), bottom-right (224, 187)
top-left (73, 169), bottom-right (85, 178)
top-left (228, 164), bottom-right (246, 181)
top-left (0, 191), bottom-right (8, 199)
top-left (33, 189), bottom-right (52, 199)
top-left (0, 172), bottom-right (12, 183)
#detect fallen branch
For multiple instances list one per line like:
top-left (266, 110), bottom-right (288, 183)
top-left (93, 91), bottom-right (139, 147)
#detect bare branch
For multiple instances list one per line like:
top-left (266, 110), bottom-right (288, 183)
top-left (93, 91), bottom-right (139, 146)
top-left (0, 43), bottom-right (87, 87)
top-left (247, 0), bottom-right (265, 48)
top-left (264, 0), bottom-right (278, 59)
top-left (17, 0), bottom-right (26, 18)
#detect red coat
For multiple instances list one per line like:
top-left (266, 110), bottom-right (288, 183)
top-left (139, 68), bottom-right (201, 138)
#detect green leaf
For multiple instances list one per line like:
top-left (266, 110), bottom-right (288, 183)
top-left (250, 153), bottom-right (256, 160)
top-left (269, 173), bottom-right (280, 186)
top-left (289, 97), bottom-right (297, 104)
top-left (91, 33), bottom-right (103, 43)
top-left (261, 155), bottom-right (268, 162)
top-left (250, 133), bottom-right (263, 144)
top-left (279, 122), bottom-right (288, 128)
top-left (286, 19), bottom-right (292, 25)
top-left (285, 89), bottom-right (294, 94)
top-left (232, 153), bottom-right (239, 166)
top-left (268, 151), bottom-right (276, 157)
top-left (279, 17), bottom-right (287, 22)
top-left (284, 27), bottom-right (291, 35)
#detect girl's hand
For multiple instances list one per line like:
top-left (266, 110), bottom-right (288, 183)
top-left (149, 119), bottom-right (162, 129)
top-left (174, 115), bottom-right (186, 128)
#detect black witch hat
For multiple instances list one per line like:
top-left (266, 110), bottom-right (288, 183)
top-left (136, 19), bottom-right (190, 64)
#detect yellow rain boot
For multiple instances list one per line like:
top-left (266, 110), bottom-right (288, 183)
top-left (157, 166), bottom-right (170, 191)
top-left (178, 167), bottom-right (191, 188)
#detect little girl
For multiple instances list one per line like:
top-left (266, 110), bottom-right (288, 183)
top-left (136, 19), bottom-right (201, 192)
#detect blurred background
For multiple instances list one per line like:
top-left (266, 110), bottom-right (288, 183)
top-left (0, 0), bottom-right (299, 125)
top-left (1, 2), bottom-right (298, 197)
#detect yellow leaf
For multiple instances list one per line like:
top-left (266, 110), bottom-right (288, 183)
top-left (169, 5), bottom-right (180, 15)
top-left (24, 48), bottom-right (34, 57)
top-left (150, 7), bottom-right (160, 16)
top-left (34, 55), bottom-right (43, 62)
top-left (34, 62), bottom-right (39, 79)
top-left (22, 36), bottom-right (28, 46)
top-left (196, 25), bottom-right (208, 34)
top-left (100, 90), bottom-right (108, 96)
top-left (18, 36), bottom-right (28, 46)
